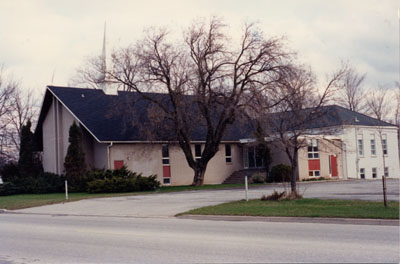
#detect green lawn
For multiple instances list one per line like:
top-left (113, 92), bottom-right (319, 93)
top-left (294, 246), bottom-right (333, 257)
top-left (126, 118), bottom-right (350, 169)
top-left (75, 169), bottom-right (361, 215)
top-left (0, 183), bottom-right (263, 210)
top-left (181, 199), bottom-right (400, 219)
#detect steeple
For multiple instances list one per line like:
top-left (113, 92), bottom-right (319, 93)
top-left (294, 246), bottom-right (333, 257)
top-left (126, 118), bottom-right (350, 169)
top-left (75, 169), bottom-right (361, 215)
top-left (98, 22), bottom-right (117, 95)
top-left (99, 21), bottom-right (107, 92)
top-left (102, 21), bottom-right (106, 74)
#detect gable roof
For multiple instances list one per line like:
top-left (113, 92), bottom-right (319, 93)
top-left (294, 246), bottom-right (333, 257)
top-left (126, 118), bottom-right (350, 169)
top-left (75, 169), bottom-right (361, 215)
top-left (35, 86), bottom-right (253, 143)
top-left (35, 86), bottom-right (395, 147)
top-left (306, 105), bottom-right (395, 128)
top-left (265, 104), bottom-right (395, 135)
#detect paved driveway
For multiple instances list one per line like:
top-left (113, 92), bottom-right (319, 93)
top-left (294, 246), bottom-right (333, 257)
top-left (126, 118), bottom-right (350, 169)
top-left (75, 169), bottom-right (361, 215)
top-left (15, 179), bottom-right (399, 218)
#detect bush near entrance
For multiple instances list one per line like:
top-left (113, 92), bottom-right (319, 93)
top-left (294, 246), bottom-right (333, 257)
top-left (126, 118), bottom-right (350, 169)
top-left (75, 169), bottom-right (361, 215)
top-left (268, 164), bottom-right (291, 182)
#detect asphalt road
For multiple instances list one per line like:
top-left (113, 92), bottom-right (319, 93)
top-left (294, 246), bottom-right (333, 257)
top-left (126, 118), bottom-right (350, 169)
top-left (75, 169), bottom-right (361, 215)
top-left (0, 213), bottom-right (398, 264)
top-left (1, 179), bottom-right (399, 263)
top-left (14, 179), bottom-right (400, 218)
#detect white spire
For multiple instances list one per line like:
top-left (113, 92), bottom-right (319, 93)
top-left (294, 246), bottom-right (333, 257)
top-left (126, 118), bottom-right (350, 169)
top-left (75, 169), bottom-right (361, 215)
top-left (99, 21), bottom-right (107, 92)
top-left (102, 21), bottom-right (106, 74)
top-left (99, 22), bottom-right (117, 95)
top-left (51, 67), bottom-right (56, 84)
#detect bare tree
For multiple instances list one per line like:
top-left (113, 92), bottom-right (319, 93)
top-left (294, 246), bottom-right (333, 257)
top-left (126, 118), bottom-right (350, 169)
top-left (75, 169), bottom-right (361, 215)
top-left (394, 82), bottom-right (400, 127)
top-left (256, 64), bottom-right (347, 194)
top-left (0, 68), bottom-right (17, 161)
top-left (71, 56), bottom-right (106, 89)
top-left (366, 85), bottom-right (391, 179)
top-left (0, 68), bottom-right (38, 162)
top-left (7, 88), bottom-right (37, 153)
top-left (96, 18), bottom-right (292, 185)
top-left (334, 65), bottom-right (366, 112)
top-left (394, 82), bottom-right (400, 159)
top-left (366, 86), bottom-right (390, 122)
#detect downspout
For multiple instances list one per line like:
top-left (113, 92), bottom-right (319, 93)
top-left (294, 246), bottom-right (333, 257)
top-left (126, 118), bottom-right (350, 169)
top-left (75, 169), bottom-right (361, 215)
top-left (354, 127), bottom-right (359, 179)
top-left (107, 142), bottom-right (113, 170)
top-left (342, 142), bottom-right (348, 179)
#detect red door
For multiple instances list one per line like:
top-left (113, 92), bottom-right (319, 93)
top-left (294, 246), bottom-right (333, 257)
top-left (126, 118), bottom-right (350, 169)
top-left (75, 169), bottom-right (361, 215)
top-left (330, 155), bottom-right (338, 177)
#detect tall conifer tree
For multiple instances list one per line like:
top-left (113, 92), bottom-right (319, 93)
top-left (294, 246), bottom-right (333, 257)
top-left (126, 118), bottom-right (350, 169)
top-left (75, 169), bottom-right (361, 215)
top-left (18, 120), bottom-right (41, 177)
top-left (64, 122), bottom-right (86, 187)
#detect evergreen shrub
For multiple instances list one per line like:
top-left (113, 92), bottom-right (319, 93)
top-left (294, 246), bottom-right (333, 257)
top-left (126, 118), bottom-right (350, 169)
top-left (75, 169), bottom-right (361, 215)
top-left (86, 166), bottom-right (160, 193)
top-left (251, 172), bottom-right (266, 183)
top-left (268, 164), bottom-right (292, 183)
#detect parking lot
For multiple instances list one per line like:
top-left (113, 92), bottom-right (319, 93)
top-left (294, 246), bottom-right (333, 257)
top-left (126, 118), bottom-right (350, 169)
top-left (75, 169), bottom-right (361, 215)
top-left (14, 179), bottom-right (399, 218)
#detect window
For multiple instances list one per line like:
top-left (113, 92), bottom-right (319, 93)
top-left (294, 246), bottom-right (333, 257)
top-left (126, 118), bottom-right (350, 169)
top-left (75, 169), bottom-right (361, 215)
top-left (307, 139), bottom-right (319, 159)
top-left (370, 135), bottom-right (376, 156)
top-left (225, 144), bottom-right (232, 164)
top-left (162, 144), bottom-right (171, 185)
top-left (195, 144), bottom-right (202, 162)
top-left (372, 167), bottom-right (377, 178)
top-left (384, 167), bottom-right (389, 177)
top-left (162, 144), bottom-right (170, 165)
top-left (358, 136), bottom-right (364, 156)
top-left (248, 147), bottom-right (255, 167)
top-left (309, 170), bottom-right (320, 177)
top-left (114, 160), bottom-right (124, 170)
top-left (360, 168), bottom-right (365, 179)
top-left (244, 146), bottom-right (265, 168)
top-left (163, 178), bottom-right (170, 184)
top-left (382, 135), bottom-right (388, 155)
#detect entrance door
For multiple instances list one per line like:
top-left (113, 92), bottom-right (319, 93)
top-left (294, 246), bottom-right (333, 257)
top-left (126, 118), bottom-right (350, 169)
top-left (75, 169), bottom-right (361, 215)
top-left (243, 146), bottom-right (266, 169)
top-left (329, 155), bottom-right (338, 177)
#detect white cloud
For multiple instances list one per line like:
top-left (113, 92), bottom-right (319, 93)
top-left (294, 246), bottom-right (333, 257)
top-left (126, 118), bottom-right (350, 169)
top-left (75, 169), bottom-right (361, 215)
top-left (0, 0), bottom-right (397, 96)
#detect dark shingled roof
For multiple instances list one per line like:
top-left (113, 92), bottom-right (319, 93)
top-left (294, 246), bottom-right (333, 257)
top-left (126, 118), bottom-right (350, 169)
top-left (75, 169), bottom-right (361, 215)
top-left (35, 86), bottom-right (395, 145)
top-left (304, 105), bottom-right (394, 128)
top-left (266, 105), bottom-right (394, 133)
top-left (37, 86), bottom-right (253, 143)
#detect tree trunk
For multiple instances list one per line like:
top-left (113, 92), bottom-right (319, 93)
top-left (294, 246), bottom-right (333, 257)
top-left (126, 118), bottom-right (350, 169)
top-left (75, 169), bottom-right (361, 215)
top-left (290, 150), bottom-right (299, 194)
top-left (192, 167), bottom-right (206, 186)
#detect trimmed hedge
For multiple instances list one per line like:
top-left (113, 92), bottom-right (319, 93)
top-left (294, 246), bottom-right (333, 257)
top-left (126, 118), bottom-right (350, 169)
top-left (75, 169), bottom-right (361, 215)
top-left (0, 163), bottom-right (160, 195)
top-left (0, 172), bottom-right (65, 196)
top-left (85, 166), bottom-right (160, 193)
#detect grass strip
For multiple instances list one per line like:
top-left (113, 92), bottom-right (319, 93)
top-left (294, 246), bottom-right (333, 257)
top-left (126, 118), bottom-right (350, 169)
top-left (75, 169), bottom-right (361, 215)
top-left (181, 199), bottom-right (400, 219)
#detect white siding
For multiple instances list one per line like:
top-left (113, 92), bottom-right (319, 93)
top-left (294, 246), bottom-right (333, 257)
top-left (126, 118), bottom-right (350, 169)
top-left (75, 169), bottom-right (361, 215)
top-left (42, 99), bottom-right (56, 173)
top-left (42, 97), bottom-right (104, 174)
top-left (337, 126), bottom-right (399, 179)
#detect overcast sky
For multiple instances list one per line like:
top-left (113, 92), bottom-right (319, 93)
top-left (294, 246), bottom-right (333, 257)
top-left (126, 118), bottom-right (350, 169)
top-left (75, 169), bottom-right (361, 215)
top-left (0, 0), bottom-right (398, 97)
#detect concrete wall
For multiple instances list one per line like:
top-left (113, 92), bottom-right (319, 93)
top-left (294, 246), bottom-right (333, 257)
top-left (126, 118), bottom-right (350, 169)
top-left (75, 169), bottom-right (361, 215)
top-left (109, 143), bottom-right (243, 185)
top-left (297, 138), bottom-right (343, 180)
top-left (338, 126), bottom-right (400, 179)
top-left (93, 142), bottom-right (108, 169)
top-left (109, 143), bottom-right (162, 178)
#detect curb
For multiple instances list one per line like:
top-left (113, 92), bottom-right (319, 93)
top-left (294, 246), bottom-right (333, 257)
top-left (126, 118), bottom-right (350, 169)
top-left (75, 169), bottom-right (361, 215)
top-left (177, 214), bottom-right (400, 226)
top-left (0, 209), bottom-right (7, 213)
